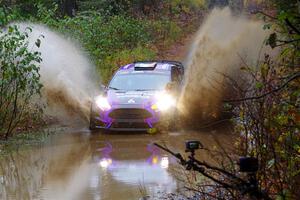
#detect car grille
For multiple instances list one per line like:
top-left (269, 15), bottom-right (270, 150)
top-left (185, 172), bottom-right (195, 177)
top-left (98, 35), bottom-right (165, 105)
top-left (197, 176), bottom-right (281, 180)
top-left (109, 108), bottom-right (152, 119)
top-left (111, 122), bottom-right (150, 129)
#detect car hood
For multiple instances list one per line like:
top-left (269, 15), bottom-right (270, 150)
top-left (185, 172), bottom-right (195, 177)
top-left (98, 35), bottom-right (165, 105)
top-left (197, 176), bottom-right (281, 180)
top-left (107, 90), bottom-right (158, 106)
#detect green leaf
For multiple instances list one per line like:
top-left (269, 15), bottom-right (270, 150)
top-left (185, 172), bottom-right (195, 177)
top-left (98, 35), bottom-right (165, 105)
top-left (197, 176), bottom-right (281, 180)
top-left (267, 159), bottom-right (275, 169)
top-left (263, 23), bottom-right (271, 30)
top-left (8, 26), bottom-right (14, 33)
top-left (35, 39), bottom-right (41, 48)
top-left (255, 82), bottom-right (264, 89)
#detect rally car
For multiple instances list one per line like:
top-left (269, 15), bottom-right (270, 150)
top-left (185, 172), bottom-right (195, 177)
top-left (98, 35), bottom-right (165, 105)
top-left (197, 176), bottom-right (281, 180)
top-left (89, 60), bottom-right (184, 132)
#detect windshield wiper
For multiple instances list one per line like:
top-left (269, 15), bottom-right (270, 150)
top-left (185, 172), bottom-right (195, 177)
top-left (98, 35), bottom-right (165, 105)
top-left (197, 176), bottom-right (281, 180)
top-left (134, 89), bottom-right (155, 91)
top-left (108, 86), bottom-right (119, 90)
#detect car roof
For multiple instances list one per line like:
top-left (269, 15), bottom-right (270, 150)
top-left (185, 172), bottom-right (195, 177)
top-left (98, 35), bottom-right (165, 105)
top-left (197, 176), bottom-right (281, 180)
top-left (117, 60), bottom-right (183, 74)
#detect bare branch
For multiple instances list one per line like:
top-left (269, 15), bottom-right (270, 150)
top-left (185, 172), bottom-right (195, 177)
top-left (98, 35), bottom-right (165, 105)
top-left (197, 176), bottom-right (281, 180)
top-left (285, 18), bottom-right (300, 35)
top-left (253, 10), bottom-right (277, 20)
top-left (223, 72), bottom-right (300, 103)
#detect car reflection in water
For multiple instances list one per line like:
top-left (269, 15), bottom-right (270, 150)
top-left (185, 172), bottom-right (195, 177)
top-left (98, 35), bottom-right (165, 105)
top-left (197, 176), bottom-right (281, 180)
top-left (94, 142), bottom-right (176, 194)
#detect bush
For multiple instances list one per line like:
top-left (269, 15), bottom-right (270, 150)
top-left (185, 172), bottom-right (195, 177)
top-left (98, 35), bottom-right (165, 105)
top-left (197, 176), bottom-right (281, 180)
top-left (0, 25), bottom-right (43, 139)
top-left (99, 46), bottom-right (156, 83)
top-left (0, 6), bottom-right (23, 27)
top-left (229, 3), bottom-right (300, 198)
top-left (147, 19), bottom-right (182, 46)
top-left (48, 11), bottom-right (155, 81)
top-left (57, 12), bottom-right (151, 58)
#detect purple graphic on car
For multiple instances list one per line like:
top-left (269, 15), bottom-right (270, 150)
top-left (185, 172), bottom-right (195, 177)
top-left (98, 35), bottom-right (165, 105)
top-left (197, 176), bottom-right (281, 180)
top-left (89, 60), bottom-right (184, 131)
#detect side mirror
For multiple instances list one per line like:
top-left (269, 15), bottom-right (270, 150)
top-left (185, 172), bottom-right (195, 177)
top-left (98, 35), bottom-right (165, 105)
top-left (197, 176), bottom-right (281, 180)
top-left (101, 84), bottom-right (107, 91)
top-left (165, 81), bottom-right (177, 92)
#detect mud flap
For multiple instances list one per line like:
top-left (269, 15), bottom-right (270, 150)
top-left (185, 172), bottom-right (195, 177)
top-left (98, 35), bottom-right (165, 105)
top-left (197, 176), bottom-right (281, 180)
top-left (147, 127), bottom-right (158, 134)
top-left (89, 102), bottom-right (97, 130)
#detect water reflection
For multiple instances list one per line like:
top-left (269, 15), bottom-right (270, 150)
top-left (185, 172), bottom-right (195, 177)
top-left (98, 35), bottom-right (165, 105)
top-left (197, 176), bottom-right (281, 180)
top-left (0, 126), bottom-right (234, 200)
top-left (0, 133), bottom-right (93, 200)
top-left (0, 133), bottom-right (176, 200)
top-left (95, 142), bottom-right (176, 190)
top-left (99, 158), bottom-right (113, 168)
top-left (160, 156), bottom-right (169, 169)
top-left (0, 148), bottom-right (48, 200)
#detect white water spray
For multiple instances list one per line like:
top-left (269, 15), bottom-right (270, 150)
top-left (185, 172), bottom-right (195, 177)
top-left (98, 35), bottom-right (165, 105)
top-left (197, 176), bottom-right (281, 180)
top-left (179, 8), bottom-right (274, 124)
top-left (16, 23), bottom-right (98, 123)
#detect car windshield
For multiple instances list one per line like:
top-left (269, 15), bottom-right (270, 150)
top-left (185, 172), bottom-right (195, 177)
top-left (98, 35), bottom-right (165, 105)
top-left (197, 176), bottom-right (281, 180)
top-left (109, 73), bottom-right (170, 91)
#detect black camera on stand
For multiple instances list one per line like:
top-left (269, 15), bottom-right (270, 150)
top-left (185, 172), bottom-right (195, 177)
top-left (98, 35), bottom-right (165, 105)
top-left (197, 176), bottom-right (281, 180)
top-left (185, 140), bottom-right (202, 151)
top-left (154, 140), bottom-right (270, 200)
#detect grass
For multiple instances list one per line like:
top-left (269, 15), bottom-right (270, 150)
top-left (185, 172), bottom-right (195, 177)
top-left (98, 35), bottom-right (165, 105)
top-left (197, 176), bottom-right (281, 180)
top-left (98, 46), bottom-right (157, 83)
top-left (0, 127), bottom-right (61, 155)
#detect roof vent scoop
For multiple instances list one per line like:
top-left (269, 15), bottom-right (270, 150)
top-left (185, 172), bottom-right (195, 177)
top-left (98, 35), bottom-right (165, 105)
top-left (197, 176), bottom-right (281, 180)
top-left (134, 62), bottom-right (157, 71)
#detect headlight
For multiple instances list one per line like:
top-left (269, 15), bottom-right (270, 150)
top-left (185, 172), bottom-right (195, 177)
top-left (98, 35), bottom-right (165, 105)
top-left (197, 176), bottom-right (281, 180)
top-left (152, 93), bottom-right (176, 111)
top-left (160, 156), bottom-right (169, 169)
top-left (99, 158), bottom-right (112, 168)
top-left (95, 96), bottom-right (111, 111)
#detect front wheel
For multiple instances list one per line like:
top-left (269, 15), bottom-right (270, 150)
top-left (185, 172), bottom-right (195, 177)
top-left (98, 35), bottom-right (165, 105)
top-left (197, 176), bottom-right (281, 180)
top-left (168, 108), bottom-right (180, 132)
top-left (89, 103), bottom-right (97, 130)
top-left (156, 109), bottom-right (179, 133)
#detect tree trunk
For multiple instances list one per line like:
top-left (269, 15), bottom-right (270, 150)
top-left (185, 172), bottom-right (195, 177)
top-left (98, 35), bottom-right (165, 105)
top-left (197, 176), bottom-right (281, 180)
top-left (62, 0), bottom-right (78, 17)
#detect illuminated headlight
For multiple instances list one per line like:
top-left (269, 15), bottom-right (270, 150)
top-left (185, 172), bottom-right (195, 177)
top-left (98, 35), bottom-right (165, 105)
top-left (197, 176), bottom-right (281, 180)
top-left (99, 158), bottom-right (112, 168)
top-left (95, 96), bottom-right (111, 111)
top-left (152, 93), bottom-right (176, 111)
top-left (160, 156), bottom-right (169, 169)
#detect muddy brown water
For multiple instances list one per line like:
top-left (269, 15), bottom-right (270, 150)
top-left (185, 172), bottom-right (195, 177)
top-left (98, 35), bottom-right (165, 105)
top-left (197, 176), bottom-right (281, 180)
top-left (0, 126), bottom-right (234, 200)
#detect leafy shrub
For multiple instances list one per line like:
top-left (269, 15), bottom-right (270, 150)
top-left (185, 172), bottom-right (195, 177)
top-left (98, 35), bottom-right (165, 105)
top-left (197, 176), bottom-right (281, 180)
top-left (0, 25), bottom-right (43, 139)
top-left (34, 3), bottom-right (59, 26)
top-left (99, 46), bottom-right (156, 83)
top-left (170, 0), bottom-right (207, 10)
top-left (47, 11), bottom-right (155, 81)
top-left (58, 12), bottom-right (151, 58)
top-left (147, 19), bottom-right (182, 46)
top-left (0, 6), bottom-right (23, 26)
top-left (78, 0), bottom-right (129, 14)
top-left (230, 3), bottom-right (300, 198)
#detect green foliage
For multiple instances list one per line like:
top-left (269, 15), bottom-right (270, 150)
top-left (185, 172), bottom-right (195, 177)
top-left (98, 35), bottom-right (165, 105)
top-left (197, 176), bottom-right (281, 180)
top-left (50, 11), bottom-right (157, 81)
top-left (58, 12), bottom-right (151, 59)
top-left (0, 6), bottom-right (23, 26)
top-left (0, 25), bottom-right (43, 139)
top-left (1, 0), bottom-right (57, 20)
top-left (232, 1), bottom-right (300, 198)
top-left (2, 0), bottom-right (201, 83)
top-left (99, 46), bottom-right (156, 83)
top-left (40, 9), bottom-right (185, 82)
top-left (170, 0), bottom-right (207, 9)
top-left (147, 19), bottom-right (182, 45)
top-left (34, 3), bottom-right (60, 26)
top-left (78, 0), bottom-right (129, 14)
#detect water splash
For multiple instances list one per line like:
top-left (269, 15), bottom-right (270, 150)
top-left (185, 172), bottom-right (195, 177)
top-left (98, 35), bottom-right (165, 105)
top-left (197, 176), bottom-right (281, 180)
top-left (16, 23), bottom-right (98, 123)
top-left (179, 8), bottom-right (273, 125)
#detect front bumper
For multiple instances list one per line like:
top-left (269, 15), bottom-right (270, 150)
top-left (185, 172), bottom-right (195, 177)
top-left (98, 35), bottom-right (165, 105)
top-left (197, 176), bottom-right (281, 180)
top-left (92, 105), bottom-right (172, 131)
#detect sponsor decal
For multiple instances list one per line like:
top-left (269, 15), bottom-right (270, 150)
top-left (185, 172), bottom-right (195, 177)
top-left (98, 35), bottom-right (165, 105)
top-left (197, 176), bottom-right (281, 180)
top-left (128, 99), bottom-right (135, 103)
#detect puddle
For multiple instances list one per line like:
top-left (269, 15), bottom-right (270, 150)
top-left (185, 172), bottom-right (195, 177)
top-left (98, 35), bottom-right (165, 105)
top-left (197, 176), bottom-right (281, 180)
top-left (0, 127), bottom-right (233, 200)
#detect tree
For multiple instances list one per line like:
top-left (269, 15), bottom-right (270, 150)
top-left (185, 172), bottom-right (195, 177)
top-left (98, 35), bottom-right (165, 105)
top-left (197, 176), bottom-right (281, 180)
top-left (225, 1), bottom-right (300, 198)
top-left (62, 0), bottom-right (78, 17)
top-left (0, 25), bottom-right (43, 139)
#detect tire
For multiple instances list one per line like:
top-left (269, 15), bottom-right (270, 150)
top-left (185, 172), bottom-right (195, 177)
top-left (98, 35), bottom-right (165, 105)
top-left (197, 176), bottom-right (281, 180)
top-left (168, 108), bottom-right (179, 132)
top-left (89, 103), bottom-right (97, 130)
